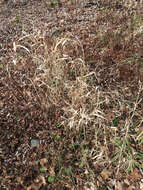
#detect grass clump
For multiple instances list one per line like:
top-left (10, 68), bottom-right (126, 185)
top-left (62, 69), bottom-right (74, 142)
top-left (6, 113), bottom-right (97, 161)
top-left (0, 0), bottom-right (143, 189)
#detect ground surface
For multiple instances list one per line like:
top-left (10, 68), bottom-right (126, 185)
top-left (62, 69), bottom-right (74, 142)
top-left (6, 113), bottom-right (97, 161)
top-left (0, 0), bottom-right (143, 189)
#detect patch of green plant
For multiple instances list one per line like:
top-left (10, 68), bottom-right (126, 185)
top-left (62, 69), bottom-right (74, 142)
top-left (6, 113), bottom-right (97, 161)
top-left (40, 167), bottom-right (46, 173)
top-left (49, 79), bottom-right (56, 87)
top-left (135, 15), bottom-right (142, 28)
top-left (111, 117), bottom-right (120, 126)
top-left (49, 1), bottom-right (57, 8)
top-left (78, 128), bottom-right (84, 138)
top-left (130, 14), bottom-right (142, 31)
top-left (68, 71), bottom-right (76, 78)
top-left (69, 143), bottom-right (74, 149)
top-left (14, 15), bottom-right (21, 24)
top-left (128, 160), bottom-right (136, 173)
top-left (36, 149), bottom-right (41, 155)
top-left (116, 137), bottom-right (132, 154)
top-left (115, 138), bottom-right (123, 147)
top-left (139, 137), bottom-right (143, 145)
top-left (112, 153), bottom-right (120, 163)
top-left (0, 62), bottom-right (4, 69)
top-left (135, 151), bottom-right (143, 160)
top-left (126, 155), bottom-right (141, 173)
top-left (55, 122), bottom-right (60, 127)
top-left (99, 186), bottom-right (108, 190)
top-left (79, 144), bottom-right (87, 168)
top-left (52, 30), bottom-right (61, 37)
top-left (81, 144), bottom-right (86, 154)
top-left (48, 176), bottom-right (55, 183)
top-left (133, 122), bottom-right (139, 128)
top-left (64, 166), bottom-right (73, 177)
top-left (56, 135), bottom-right (61, 139)
top-left (124, 137), bottom-right (130, 145)
top-left (69, 142), bottom-right (79, 150)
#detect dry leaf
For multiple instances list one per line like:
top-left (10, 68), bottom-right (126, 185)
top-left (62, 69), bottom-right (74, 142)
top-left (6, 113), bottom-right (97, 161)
top-left (116, 181), bottom-right (124, 190)
top-left (101, 169), bottom-right (112, 180)
top-left (127, 168), bottom-right (142, 182)
top-left (49, 166), bottom-right (55, 176)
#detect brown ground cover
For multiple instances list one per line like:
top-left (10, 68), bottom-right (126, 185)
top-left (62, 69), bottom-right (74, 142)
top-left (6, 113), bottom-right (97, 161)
top-left (0, 0), bottom-right (143, 189)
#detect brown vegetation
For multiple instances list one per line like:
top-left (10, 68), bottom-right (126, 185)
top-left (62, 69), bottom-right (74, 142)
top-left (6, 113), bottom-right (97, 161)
top-left (0, 0), bottom-right (143, 189)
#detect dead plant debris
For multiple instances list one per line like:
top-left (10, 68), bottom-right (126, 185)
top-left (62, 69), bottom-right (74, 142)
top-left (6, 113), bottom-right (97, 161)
top-left (0, 0), bottom-right (143, 189)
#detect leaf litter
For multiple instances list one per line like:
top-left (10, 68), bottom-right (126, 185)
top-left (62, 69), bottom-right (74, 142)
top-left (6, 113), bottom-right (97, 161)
top-left (0, 0), bottom-right (143, 189)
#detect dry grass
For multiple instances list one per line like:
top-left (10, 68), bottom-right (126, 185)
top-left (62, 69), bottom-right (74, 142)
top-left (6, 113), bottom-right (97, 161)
top-left (0, 0), bottom-right (143, 189)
